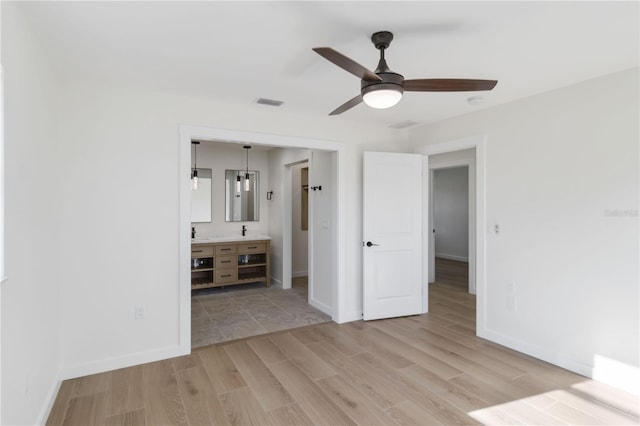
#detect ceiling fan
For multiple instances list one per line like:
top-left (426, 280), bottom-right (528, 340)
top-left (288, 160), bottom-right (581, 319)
top-left (313, 31), bottom-right (498, 115)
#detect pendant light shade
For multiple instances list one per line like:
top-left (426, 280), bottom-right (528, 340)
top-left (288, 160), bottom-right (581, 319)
top-left (192, 169), bottom-right (199, 190)
top-left (191, 141), bottom-right (200, 190)
top-left (236, 173), bottom-right (241, 193)
top-left (243, 145), bottom-right (252, 192)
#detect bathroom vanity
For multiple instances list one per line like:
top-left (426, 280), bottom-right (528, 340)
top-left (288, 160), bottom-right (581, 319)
top-left (191, 237), bottom-right (270, 290)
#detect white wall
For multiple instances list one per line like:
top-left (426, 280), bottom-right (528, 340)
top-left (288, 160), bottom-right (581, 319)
top-left (51, 72), bottom-right (407, 380)
top-left (309, 151), bottom-right (334, 312)
top-left (291, 162), bottom-right (308, 277)
top-left (433, 167), bottom-right (469, 261)
top-left (410, 68), bottom-right (640, 394)
top-left (267, 148), bottom-right (310, 288)
top-left (1, 3), bottom-right (62, 424)
top-left (191, 141), bottom-right (269, 238)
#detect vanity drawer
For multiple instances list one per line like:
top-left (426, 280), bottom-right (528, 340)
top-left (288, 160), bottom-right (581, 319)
top-left (191, 245), bottom-right (213, 257)
top-left (215, 255), bottom-right (237, 269)
top-left (215, 244), bottom-right (237, 255)
top-left (238, 242), bottom-right (267, 254)
top-left (215, 269), bottom-right (237, 283)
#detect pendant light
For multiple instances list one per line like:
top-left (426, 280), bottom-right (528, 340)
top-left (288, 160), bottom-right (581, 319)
top-left (235, 171), bottom-right (241, 193)
top-left (243, 145), bottom-right (251, 192)
top-left (191, 141), bottom-right (200, 190)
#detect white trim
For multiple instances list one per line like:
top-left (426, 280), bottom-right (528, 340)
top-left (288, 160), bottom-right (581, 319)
top-left (0, 66), bottom-right (4, 288)
top-left (269, 277), bottom-right (282, 288)
top-left (418, 134), bottom-right (487, 336)
top-left (342, 310), bottom-right (363, 323)
top-left (59, 345), bottom-right (188, 380)
top-left (309, 298), bottom-right (332, 317)
top-left (37, 378), bottom-right (61, 426)
top-left (334, 149), bottom-right (346, 323)
top-left (179, 125), bottom-right (347, 349)
top-left (480, 328), bottom-right (640, 396)
top-left (282, 162), bottom-right (293, 290)
top-left (421, 156), bottom-right (429, 313)
top-left (306, 153), bottom-right (315, 312)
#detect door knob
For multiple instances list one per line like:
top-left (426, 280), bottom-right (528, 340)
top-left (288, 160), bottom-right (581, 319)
top-left (366, 241), bottom-right (379, 247)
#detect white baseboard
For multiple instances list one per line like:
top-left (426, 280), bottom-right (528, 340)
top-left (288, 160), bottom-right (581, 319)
top-left (270, 277), bottom-right (282, 289)
top-left (59, 344), bottom-right (189, 381)
top-left (336, 310), bottom-right (362, 324)
top-left (478, 327), bottom-right (640, 396)
top-left (37, 377), bottom-right (62, 426)
top-left (592, 355), bottom-right (640, 396)
top-left (308, 297), bottom-right (332, 317)
top-left (292, 270), bottom-right (308, 278)
top-left (43, 345), bottom-right (188, 424)
top-left (435, 253), bottom-right (469, 262)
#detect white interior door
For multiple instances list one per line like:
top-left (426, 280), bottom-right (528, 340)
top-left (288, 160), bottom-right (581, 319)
top-left (363, 151), bottom-right (423, 321)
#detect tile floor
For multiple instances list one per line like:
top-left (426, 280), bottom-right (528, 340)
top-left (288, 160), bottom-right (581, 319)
top-left (191, 277), bottom-right (331, 348)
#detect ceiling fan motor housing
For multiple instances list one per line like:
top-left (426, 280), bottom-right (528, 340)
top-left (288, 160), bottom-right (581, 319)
top-left (362, 31), bottom-right (405, 96)
top-left (361, 72), bottom-right (405, 96)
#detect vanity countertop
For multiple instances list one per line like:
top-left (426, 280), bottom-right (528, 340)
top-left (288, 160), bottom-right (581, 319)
top-left (191, 235), bottom-right (271, 244)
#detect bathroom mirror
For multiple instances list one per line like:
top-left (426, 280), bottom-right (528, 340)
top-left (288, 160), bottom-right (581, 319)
top-left (225, 170), bottom-right (259, 222)
top-left (191, 168), bottom-right (212, 223)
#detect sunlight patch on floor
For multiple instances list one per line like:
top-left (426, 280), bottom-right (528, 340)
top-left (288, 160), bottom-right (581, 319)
top-left (467, 382), bottom-right (639, 425)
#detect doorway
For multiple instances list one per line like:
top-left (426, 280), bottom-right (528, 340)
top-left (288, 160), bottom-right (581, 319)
top-left (430, 163), bottom-right (474, 294)
top-left (179, 125), bottom-right (345, 352)
top-left (419, 135), bottom-right (486, 337)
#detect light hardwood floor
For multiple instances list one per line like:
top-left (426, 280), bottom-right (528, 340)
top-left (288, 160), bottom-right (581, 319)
top-left (47, 259), bottom-right (639, 425)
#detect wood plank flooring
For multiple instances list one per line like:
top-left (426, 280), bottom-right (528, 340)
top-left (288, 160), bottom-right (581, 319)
top-left (48, 259), bottom-right (639, 425)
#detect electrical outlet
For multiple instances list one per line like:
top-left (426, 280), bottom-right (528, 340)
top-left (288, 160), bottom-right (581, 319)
top-left (506, 282), bottom-right (516, 311)
top-left (135, 304), bottom-right (145, 320)
top-left (494, 224), bottom-right (500, 234)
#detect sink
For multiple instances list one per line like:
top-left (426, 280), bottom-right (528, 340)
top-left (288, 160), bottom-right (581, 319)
top-left (192, 235), bottom-right (271, 244)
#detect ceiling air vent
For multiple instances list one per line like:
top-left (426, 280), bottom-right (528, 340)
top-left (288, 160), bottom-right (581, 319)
top-left (388, 120), bottom-right (420, 129)
top-left (255, 98), bottom-right (284, 107)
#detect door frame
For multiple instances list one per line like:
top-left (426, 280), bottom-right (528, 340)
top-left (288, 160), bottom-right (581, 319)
top-left (417, 134), bottom-right (486, 335)
top-left (429, 161), bottom-right (475, 294)
top-left (282, 158), bottom-right (311, 291)
top-left (178, 125), bottom-right (346, 352)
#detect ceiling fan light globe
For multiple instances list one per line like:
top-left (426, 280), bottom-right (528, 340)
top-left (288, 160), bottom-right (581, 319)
top-left (362, 88), bottom-right (403, 109)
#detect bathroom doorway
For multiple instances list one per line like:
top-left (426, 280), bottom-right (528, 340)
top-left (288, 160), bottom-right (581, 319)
top-left (185, 137), bottom-right (338, 348)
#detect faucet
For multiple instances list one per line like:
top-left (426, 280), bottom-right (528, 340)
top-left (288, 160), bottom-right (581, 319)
top-left (191, 227), bottom-right (196, 239)
top-left (242, 225), bottom-right (247, 237)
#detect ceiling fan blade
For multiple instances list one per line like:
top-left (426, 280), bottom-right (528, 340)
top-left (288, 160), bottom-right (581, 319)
top-left (313, 47), bottom-right (382, 82)
top-left (404, 79), bottom-right (497, 92)
top-left (329, 95), bottom-right (363, 115)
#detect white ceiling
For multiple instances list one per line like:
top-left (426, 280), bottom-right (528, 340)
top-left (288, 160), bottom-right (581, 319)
top-left (19, 1), bottom-right (639, 128)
